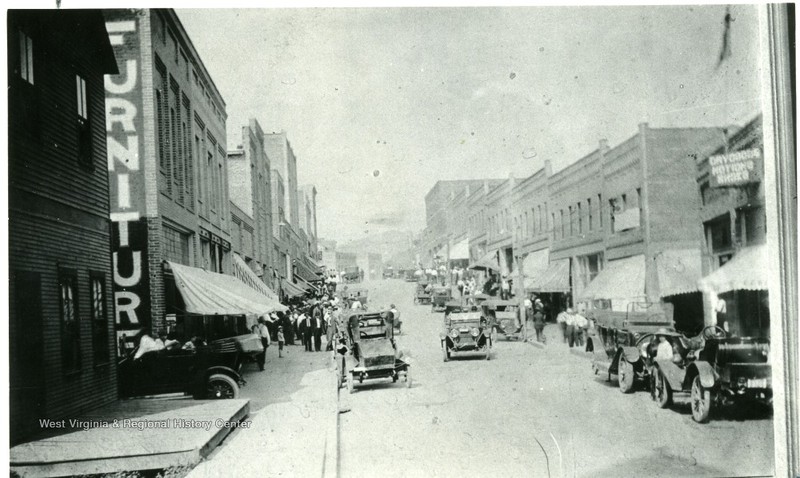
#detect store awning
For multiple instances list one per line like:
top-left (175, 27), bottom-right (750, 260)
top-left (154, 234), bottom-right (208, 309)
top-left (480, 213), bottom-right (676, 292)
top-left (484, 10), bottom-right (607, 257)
top-left (282, 278), bottom-right (308, 298)
top-left (469, 251), bottom-right (499, 271)
top-left (579, 255), bottom-right (646, 300)
top-left (294, 258), bottom-right (318, 283)
top-left (449, 238), bottom-right (470, 260)
top-left (232, 253), bottom-right (279, 301)
top-left (522, 248), bottom-right (549, 278)
top-left (297, 275), bottom-right (321, 294)
top-left (308, 257), bottom-right (325, 276)
top-left (168, 262), bottom-right (287, 316)
top-left (656, 249), bottom-right (702, 297)
top-left (525, 259), bottom-right (570, 293)
top-left (698, 244), bottom-right (769, 294)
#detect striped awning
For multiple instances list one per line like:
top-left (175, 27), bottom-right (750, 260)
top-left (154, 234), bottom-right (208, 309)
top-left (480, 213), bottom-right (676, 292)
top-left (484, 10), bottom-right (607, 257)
top-left (525, 259), bottom-right (570, 293)
top-left (232, 253), bottom-right (279, 301)
top-left (579, 255), bottom-right (645, 301)
top-left (469, 251), bottom-right (499, 271)
top-left (698, 244), bottom-right (769, 294)
top-left (294, 258), bottom-right (318, 283)
top-left (168, 262), bottom-right (287, 316)
top-left (282, 278), bottom-right (308, 298)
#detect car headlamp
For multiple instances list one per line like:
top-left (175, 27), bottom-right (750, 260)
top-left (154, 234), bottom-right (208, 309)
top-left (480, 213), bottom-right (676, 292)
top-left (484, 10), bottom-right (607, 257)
top-left (450, 328), bottom-right (460, 338)
top-left (471, 328), bottom-right (480, 337)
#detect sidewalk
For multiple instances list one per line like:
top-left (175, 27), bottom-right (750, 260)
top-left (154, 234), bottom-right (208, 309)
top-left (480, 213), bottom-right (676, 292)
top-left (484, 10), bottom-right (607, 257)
top-left (10, 397), bottom-right (249, 478)
top-left (187, 342), bottom-right (339, 478)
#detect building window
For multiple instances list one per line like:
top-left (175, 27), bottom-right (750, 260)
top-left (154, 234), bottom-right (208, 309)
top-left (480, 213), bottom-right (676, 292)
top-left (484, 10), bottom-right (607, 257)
top-left (18, 30), bottom-right (34, 84)
top-left (568, 206), bottom-right (574, 236)
top-left (587, 198), bottom-right (593, 231)
top-left (90, 274), bottom-right (109, 364)
top-left (609, 198), bottom-right (618, 233)
top-left (75, 74), bottom-right (94, 168)
top-left (577, 202), bottom-right (583, 234)
top-left (578, 253), bottom-right (603, 290)
top-left (598, 194), bottom-right (603, 228)
top-left (59, 271), bottom-right (81, 373)
top-left (164, 226), bottom-right (190, 265)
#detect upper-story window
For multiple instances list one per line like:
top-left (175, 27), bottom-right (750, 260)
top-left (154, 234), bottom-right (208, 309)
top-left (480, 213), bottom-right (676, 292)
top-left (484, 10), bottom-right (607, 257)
top-left (76, 74), bottom-right (93, 168)
top-left (18, 30), bottom-right (34, 84)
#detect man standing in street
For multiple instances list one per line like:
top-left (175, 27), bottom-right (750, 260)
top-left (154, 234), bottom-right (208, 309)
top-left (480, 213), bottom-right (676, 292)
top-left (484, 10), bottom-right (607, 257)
top-left (312, 302), bottom-right (324, 352)
top-left (256, 317), bottom-right (271, 371)
top-left (556, 307), bottom-right (571, 345)
top-left (573, 310), bottom-right (588, 347)
top-left (301, 311), bottom-right (313, 352)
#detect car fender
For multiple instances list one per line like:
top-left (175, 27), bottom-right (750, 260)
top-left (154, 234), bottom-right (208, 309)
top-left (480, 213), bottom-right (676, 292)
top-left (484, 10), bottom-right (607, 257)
top-left (684, 361), bottom-right (717, 389)
top-left (653, 359), bottom-right (686, 390)
top-left (205, 365), bottom-right (243, 385)
top-left (620, 346), bottom-right (641, 363)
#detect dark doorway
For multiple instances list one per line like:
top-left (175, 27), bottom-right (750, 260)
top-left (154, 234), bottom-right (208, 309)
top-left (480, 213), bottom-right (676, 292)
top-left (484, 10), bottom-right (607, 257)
top-left (10, 270), bottom-right (45, 445)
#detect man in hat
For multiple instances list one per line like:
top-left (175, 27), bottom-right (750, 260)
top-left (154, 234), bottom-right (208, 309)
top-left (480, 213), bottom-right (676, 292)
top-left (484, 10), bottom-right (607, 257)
top-left (556, 307), bottom-right (571, 344)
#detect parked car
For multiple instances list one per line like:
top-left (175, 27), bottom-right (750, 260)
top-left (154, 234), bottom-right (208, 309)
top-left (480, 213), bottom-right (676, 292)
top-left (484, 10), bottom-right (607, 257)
top-left (482, 299), bottom-right (523, 341)
top-left (414, 280), bottom-right (432, 305)
top-left (431, 286), bottom-right (452, 312)
top-left (441, 306), bottom-right (492, 361)
top-left (118, 341), bottom-right (246, 399)
top-left (649, 325), bottom-right (771, 423)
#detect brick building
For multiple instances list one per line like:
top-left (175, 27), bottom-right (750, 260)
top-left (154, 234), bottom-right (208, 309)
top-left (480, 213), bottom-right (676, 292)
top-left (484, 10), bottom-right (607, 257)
top-left (228, 118), bottom-right (275, 290)
top-left (8, 10), bottom-right (119, 443)
top-left (103, 9), bottom-right (231, 339)
top-left (696, 115), bottom-right (768, 337)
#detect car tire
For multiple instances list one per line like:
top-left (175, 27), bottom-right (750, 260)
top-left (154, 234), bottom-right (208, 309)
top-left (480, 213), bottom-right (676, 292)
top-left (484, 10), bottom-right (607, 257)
top-left (653, 370), bottom-right (672, 408)
top-left (443, 346), bottom-right (449, 362)
top-left (617, 357), bottom-right (635, 394)
top-left (206, 374), bottom-right (239, 399)
top-left (691, 375), bottom-right (713, 423)
top-left (405, 370), bottom-right (412, 388)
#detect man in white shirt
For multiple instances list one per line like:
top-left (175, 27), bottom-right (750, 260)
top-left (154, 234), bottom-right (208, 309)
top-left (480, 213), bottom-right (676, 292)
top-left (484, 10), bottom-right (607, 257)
top-left (351, 299), bottom-right (362, 310)
top-left (572, 312), bottom-right (588, 347)
top-left (556, 308), bottom-right (570, 344)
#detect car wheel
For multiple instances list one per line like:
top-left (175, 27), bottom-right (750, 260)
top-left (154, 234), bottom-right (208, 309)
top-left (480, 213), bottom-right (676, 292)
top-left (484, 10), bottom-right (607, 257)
top-left (206, 374), bottom-right (239, 399)
top-left (653, 370), bottom-right (672, 408)
top-left (405, 370), bottom-right (412, 388)
top-left (443, 346), bottom-right (449, 362)
top-left (691, 376), bottom-right (713, 423)
top-left (347, 372), bottom-right (355, 394)
top-left (617, 357), bottom-right (635, 394)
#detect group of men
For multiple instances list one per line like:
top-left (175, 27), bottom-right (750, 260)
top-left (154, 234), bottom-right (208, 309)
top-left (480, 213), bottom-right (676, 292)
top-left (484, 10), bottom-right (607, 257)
top-left (556, 307), bottom-right (590, 347)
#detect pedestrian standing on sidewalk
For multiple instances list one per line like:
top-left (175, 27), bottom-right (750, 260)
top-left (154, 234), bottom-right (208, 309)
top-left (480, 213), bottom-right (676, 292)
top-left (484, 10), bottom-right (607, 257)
top-left (533, 306), bottom-right (546, 343)
top-left (556, 307), bottom-right (570, 345)
top-left (565, 308), bottom-right (578, 347)
top-left (573, 311), bottom-right (588, 347)
top-left (277, 326), bottom-right (285, 358)
top-left (256, 318), bottom-right (271, 371)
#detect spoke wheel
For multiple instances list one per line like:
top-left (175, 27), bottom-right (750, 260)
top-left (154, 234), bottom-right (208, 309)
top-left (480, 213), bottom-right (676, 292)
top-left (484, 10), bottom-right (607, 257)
top-left (206, 374), bottom-right (239, 399)
top-left (653, 370), bottom-right (672, 408)
top-left (617, 356), bottom-right (635, 394)
top-left (443, 345), bottom-right (449, 362)
top-left (691, 376), bottom-right (713, 423)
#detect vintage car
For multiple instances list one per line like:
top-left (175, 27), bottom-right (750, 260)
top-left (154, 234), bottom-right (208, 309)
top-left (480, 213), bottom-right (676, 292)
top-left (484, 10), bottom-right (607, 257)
top-left (431, 286), bottom-right (453, 312)
top-left (337, 311), bottom-right (411, 393)
top-left (343, 266), bottom-right (362, 283)
top-left (118, 340), bottom-right (246, 399)
top-left (414, 280), bottom-right (432, 305)
top-left (344, 287), bottom-right (369, 307)
top-left (441, 306), bottom-right (492, 361)
top-left (648, 325), bottom-right (771, 423)
top-left (585, 301), bottom-right (676, 393)
top-left (482, 299), bottom-right (523, 341)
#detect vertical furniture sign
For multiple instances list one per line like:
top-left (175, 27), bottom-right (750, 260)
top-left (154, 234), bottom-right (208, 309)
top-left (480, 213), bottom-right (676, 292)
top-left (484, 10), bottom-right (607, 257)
top-left (106, 15), bottom-right (150, 332)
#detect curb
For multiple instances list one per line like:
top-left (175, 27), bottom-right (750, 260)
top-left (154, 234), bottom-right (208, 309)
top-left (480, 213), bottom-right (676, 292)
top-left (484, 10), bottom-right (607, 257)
top-left (322, 367), bottom-right (339, 478)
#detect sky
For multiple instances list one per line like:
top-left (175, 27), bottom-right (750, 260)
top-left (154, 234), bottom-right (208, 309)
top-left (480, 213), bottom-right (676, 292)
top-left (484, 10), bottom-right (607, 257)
top-left (176, 5), bottom-right (763, 243)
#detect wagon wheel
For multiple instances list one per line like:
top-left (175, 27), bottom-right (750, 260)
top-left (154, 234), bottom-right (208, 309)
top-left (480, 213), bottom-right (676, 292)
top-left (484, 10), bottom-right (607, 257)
top-left (691, 376), bottom-right (713, 423)
top-left (652, 369), bottom-right (672, 408)
top-left (347, 372), bottom-right (355, 394)
top-left (617, 356), bottom-right (635, 394)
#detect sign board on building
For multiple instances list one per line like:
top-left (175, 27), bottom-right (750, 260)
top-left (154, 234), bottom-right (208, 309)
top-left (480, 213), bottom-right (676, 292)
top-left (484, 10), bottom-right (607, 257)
top-left (106, 13), bottom-right (151, 335)
top-left (709, 148), bottom-right (763, 188)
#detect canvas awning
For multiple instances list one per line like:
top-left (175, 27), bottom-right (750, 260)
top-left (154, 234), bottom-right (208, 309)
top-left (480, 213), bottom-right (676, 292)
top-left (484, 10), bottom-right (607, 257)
top-left (232, 253), bottom-right (279, 301)
top-left (449, 238), bottom-right (470, 260)
top-left (469, 251), bottom-right (499, 271)
top-left (168, 262), bottom-right (287, 316)
top-left (579, 255), bottom-right (646, 300)
top-left (522, 248), bottom-right (549, 278)
top-left (524, 259), bottom-right (570, 293)
top-left (294, 258), bottom-right (318, 283)
top-left (656, 249), bottom-right (702, 297)
top-left (282, 278), bottom-right (308, 298)
top-left (698, 244), bottom-right (769, 294)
